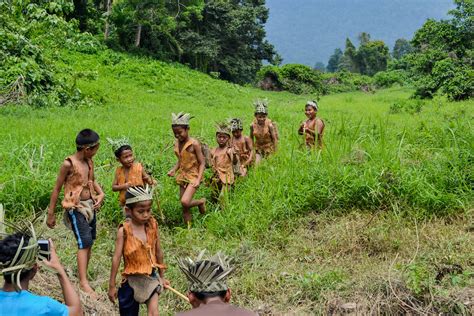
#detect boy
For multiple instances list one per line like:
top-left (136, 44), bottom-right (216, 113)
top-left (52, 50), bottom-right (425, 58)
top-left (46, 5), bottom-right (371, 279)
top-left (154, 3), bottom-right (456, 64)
top-left (250, 99), bottom-right (278, 164)
top-left (230, 118), bottom-right (253, 177)
top-left (298, 100), bottom-right (325, 149)
top-left (108, 138), bottom-right (155, 216)
top-left (210, 123), bottom-right (237, 202)
top-left (167, 113), bottom-right (206, 227)
top-left (47, 128), bottom-right (104, 297)
top-left (108, 186), bottom-right (168, 316)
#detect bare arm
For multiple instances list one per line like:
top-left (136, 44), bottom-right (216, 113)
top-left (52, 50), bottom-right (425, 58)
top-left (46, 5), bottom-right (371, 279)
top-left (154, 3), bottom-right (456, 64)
top-left (47, 160), bottom-right (71, 228)
top-left (316, 119), bottom-right (325, 148)
top-left (155, 228), bottom-right (164, 278)
top-left (244, 137), bottom-right (254, 166)
top-left (92, 180), bottom-right (104, 209)
top-left (249, 124), bottom-right (255, 147)
top-left (42, 240), bottom-right (83, 316)
top-left (108, 227), bottom-right (124, 303)
top-left (167, 161), bottom-right (179, 177)
top-left (298, 122), bottom-right (305, 135)
top-left (193, 140), bottom-right (206, 186)
top-left (269, 124), bottom-right (278, 151)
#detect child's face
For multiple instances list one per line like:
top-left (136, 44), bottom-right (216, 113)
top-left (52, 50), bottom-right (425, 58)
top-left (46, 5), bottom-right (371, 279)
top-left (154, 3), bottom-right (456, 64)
top-left (305, 105), bottom-right (317, 119)
top-left (118, 149), bottom-right (134, 168)
top-left (172, 126), bottom-right (189, 142)
top-left (84, 143), bottom-right (100, 158)
top-left (255, 113), bottom-right (267, 125)
top-left (129, 200), bottom-right (153, 224)
top-left (216, 133), bottom-right (230, 147)
top-left (232, 129), bottom-right (242, 138)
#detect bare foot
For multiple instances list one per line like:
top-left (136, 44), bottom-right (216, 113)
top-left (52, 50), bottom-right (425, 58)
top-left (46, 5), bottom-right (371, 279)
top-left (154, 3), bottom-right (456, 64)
top-left (80, 282), bottom-right (98, 300)
top-left (198, 199), bottom-right (206, 214)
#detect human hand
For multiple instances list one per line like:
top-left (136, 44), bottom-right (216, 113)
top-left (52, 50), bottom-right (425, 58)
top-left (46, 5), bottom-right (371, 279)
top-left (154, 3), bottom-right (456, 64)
top-left (93, 193), bottom-right (105, 210)
top-left (108, 285), bottom-right (117, 303)
top-left (41, 239), bottom-right (64, 273)
top-left (152, 179), bottom-right (158, 186)
top-left (46, 212), bottom-right (56, 229)
top-left (190, 179), bottom-right (200, 188)
top-left (162, 278), bottom-right (171, 288)
top-left (167, 170), bottom-right (175, 177)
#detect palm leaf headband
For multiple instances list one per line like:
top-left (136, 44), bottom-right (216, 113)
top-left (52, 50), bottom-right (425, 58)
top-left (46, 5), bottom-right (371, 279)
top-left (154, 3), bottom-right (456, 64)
top-left (254, 99), bottom-right (269, 114)
top-left (172, 112), bottom-right (193, 126)
top-left (125, 185), bottom-right (154, 205)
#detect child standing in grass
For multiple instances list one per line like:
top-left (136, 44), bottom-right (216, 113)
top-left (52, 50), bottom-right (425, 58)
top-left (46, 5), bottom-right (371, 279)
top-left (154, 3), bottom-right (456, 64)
top-left (298, 100), bottom-right (325, 149)
top-left (250, 99), bottom-right (278, 164)
top-left (108, 186), bottom-right (168, 316)
top-left (230, 118), bottom-right (253, 177)
top-left (108, 138), bottom-right (155, 217)
top-left (167, 113), bottom-right (206, 227)
top-left (210, 123), bottom-right (237, 202)
top-left (47, 128), bottom-right (105, 297)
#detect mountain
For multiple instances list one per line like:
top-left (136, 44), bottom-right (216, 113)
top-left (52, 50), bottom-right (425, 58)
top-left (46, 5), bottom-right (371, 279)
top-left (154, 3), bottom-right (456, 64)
top-left (265, 0), bottom-right (454, 66)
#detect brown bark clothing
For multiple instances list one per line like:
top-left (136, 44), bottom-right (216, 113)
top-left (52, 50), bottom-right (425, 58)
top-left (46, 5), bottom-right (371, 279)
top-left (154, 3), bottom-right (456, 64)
top-left (176, 300), bottom-right (257, 316)
top-left (115, 162), bottom-right (147, 205)
top-left (251, 119), bottom-right (277, 155)
top-left (61, 155), bottom-right (95, 210)
top-left (302, 118), bottom-right (325, 148)
top-left (174, 138), bottom-right (200, 186)
top-left (121, 217), bottom-right (164, 277)
top-left (210, 147), bottom-right (235, 185)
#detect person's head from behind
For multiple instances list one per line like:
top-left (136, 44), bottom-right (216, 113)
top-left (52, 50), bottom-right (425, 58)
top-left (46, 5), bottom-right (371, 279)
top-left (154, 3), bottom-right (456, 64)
top-left (76, 128), bottom-right (100, 158)
top-left (230, 118), bottom-right (243, 138)
top-left (171, 112), bottom-right (192, 142)
top-left (178, 251), bottom-right (234, 308)
top-left (115, 145), bottom-right (134, 168)
top-left (305, 100), bottom-right (318, 119)
top-left (125, 186), bottom-right (153, 224)
top-left (0, 233), bottom-right (38, 290)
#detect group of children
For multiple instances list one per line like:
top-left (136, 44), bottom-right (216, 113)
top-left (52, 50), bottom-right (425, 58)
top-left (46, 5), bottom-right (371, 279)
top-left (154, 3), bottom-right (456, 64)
top-left (44, 99), bottom-right (324, 315)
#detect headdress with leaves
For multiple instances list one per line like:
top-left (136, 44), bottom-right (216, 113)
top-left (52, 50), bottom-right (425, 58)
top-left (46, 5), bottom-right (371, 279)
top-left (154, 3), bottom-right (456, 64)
top-left (172, 112), bottom-right (193, 126)
top-left (125, 185), bottom-right (154, 205)
top-left (106, 137), bottom-right (130, 154)
top-left (254, 99), bottom-right (269, 114)
top-left (216, 122), bottom-right (232, 136)
top-left (229, 118), bottom-right (243, 131)
top-left (306, 100), bottom-right (319, 111)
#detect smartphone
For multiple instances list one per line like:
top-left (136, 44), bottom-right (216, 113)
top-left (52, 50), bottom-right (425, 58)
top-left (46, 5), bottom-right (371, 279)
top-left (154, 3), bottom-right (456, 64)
top-left (37, 239), bottom-right (50, 261)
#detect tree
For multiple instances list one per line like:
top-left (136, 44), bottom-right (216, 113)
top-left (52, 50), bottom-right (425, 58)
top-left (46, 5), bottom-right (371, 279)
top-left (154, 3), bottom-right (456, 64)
top-left (392, 38), bottom-right (413, 59)
top-left (313, 62), bottom-right (326, 72)
top-left (357, 40), bottom-right (390, 76)
top-left (340, 38), bottom-right (358, 72)
top-left (326, 48), bottom-right (342, 72)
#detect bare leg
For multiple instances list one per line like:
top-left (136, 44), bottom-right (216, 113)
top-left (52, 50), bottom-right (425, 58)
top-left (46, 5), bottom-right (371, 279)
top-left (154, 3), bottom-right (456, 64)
top-left (180, 185), bottom-right (205, 225)
top-left (146, 293), bottom-right (159, 316)
top-left (255, 153), bottom-right (262, 164)
top-left (78, 247), bottom-right (96, 296)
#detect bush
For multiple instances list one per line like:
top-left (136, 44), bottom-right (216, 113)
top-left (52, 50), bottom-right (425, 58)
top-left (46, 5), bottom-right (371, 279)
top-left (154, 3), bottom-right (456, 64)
top-left (322, 71), bottom-right (373, 94)
top-left (373, 70), bottom-right (408, 88)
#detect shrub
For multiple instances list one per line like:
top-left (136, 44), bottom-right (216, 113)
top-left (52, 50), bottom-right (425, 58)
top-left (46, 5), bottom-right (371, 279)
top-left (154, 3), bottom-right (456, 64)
top-left (322, 71), bottom-right (373, 94)
top-left (373, 70), bottom-right (408, 88)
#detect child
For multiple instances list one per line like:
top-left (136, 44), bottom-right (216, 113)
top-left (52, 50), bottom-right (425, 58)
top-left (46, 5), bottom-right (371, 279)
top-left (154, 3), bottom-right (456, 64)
top-left (210, 123), bottom-right (237, 202)
top-left (230, 118), bottom-right (253, 177)
top-left (298, 100), bottom-right (325, 149)
top-left (250, 99), bottom-right (278, 164)
top-left (167, 113), bottom-right (206, 227)
top-left (108, 138), bottom-right (155, 216)
top-left (47, 128), bottom-right (105, 296)
top-left (108, 186), bottom-right (168, 316)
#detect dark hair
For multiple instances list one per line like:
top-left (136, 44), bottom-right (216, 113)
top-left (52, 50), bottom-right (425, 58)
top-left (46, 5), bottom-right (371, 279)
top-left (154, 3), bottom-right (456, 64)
top-left (192, 290), bottom-right (227, 301)
top-left (171, 124), bottom-right (189, 129)
top-left (76, 129), bottom-right (100, 150)
top-left (114, 145), bottom-right (132, 158)
top-left (0, 233), bottom-right (33, 283)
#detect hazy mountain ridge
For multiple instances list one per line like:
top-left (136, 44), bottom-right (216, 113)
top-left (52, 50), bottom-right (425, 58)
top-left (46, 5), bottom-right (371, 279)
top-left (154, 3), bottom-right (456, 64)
top-left (265, 0), bottom-right (454, 66)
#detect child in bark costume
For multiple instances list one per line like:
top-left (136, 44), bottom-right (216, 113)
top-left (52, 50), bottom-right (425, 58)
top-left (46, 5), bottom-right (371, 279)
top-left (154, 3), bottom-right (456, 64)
top-left (210, 123), bottom-right (238, 202)
top-left (298, 100), bottom-right (325, 149)
top-left (108, 138), bottom-right (155, 217)
top-left (230, 118), bottom-right (253, 177)
top-left (167, 113), bottom-right (206, 227)
top-left (250, 99), bottom-right (278, 164)
top-left (46, 128), bottom-right (105, 297)
top-left (108, 186), bottom-right (168, 316)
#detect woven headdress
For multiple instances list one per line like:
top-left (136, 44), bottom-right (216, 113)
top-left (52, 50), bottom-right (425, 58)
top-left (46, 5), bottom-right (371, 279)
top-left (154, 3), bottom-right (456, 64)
top-left (125, 185), bottom-right (153, 205)
top-left (254, 99), bottom-right (269, 114)
top-left (306, 100), bottom-right (319, 111)
top-left (230, 118), bottom-right (243, 131)
top-left (106, 137), bottom-right (130, 154)
top-left (172, 112), bottom-right (193, 126)
top-left (216, 122), bottom-right (231, 136)
top-left (177, 250), bottom-right (235, 293)
top-left (0, 206), bottom-right (48, 291)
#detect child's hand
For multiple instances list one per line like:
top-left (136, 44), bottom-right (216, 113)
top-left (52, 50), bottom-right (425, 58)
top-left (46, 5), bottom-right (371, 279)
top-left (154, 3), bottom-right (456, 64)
top-left (46, 213), bottom-right (56, 228)
top-left (162, 278), bottom-right (171, 288)
top-left (93, 193), bottom-right (105, 210)
top-left (167, 170), bottom-right (175, 177)
top-left (108, 285), bottom-right (117, 303)
top-left (152, 179), bottom-right (158, 186)
top-left (190, 179), bottom-right (201, 188)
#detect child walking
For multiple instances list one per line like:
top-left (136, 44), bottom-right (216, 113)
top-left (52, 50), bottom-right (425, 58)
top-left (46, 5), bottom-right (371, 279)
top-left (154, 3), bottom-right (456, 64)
top-left (210, 123), bottom-right (237, 202)
top-left (167, 113), bottom-right (206, 227)
top-left (108, 138), bottom-right (155, 216)
top-left (230, 118), bottom-right (253, 177)
top-left (47, 128), bottom-right (105, 297)
top-left (250, 99), bottom-right (278, 164)
top-left (298, 100), bottom-right (325, 149)
top-left (108, 186), bottom-right (168, 316)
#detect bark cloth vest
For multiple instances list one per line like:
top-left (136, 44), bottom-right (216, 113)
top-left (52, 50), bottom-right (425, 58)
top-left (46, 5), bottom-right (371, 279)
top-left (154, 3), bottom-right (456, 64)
top-left (174, 139), bottom-right (200, 186)
top-left (231, 136), bottom-right (251, 164)
top-left (210, 147), bottom-right (234, 185)
top-left (115, 162), bottom-right (145, 205)
top-left (251, 118), bottom-right (275, 155)
top-left (61, 155), bottom-right (95, 210)
top-left (303, 118), bottom-right (325, 147)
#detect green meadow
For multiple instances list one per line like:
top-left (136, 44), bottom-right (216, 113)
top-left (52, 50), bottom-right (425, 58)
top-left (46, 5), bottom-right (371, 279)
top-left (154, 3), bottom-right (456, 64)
top-left (1, 50), bottom-right (472, 314)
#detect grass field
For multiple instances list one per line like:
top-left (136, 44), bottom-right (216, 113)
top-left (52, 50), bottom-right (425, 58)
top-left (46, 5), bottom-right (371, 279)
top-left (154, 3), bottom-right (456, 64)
top-left (0, 50), bottom-right (473, 315)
